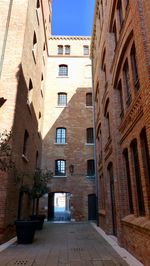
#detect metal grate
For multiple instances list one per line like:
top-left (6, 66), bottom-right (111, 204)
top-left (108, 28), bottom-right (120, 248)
top-left (6, 259), bottom-right (34, 266)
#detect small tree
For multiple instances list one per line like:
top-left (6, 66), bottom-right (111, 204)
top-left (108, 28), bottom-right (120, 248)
top-left (30, 168), bottom-right (53, 215)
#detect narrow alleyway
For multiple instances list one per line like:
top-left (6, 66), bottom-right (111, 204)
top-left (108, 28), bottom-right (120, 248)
top-left (0, 222), bottom-right (130, 266)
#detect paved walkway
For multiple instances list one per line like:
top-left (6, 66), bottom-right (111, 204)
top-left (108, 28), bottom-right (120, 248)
top-left (0, 222), bottom-right (130, 266)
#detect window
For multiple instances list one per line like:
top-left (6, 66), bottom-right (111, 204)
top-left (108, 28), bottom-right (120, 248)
top-left (87, 128), bottom-right (94, 143)
top-left (56, 128), bottom-right (66, 144)
top-left (130, 43), bottom-right (139, 90)
top-left (117, 0), bottom-right (124, 26)
top-left (36, 0), bottom-right (40, 25)
top-left (123, 149), bottom-right (134, 214)
top-left (83, 45), bottom-right (89, 55)
top-left (59, 64), bottom-right (68, 76)
top-left (36, 0), bottom-right (40, 8)
top-left (131, 139), bottom-right (145, 216)
top-left (140, 128), bottom-right (150, 186)
top-left (65, 45), bottom-right (70, 55)
top-left (55, 160), bottom-right (66, 176)
top-left (86, 93), bottom-right (92, 106)
top-left (87, 160), bottom-right (95, 176)
top-left (123, 60), bottom-right (131, 106)
top-left (28, 79), bottom-right (33, 105)
top-left (125, 0), bottom-right (129, 8)
top-left (117, 80), bottom-right (124, 118)
top-left (23, 130), bottom-right (29, 156)
top-left (113, 22), bottom-right (117, 47)
top-left (58, 93), bottom-right (67, 106)
top-left (32, 32), bottom-right (37, 63)
top-left (58, 45), bottom-right (63, 55)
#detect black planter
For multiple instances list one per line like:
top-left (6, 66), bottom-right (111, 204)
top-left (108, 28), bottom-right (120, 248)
top-left (15, 220), bottom-right (36, 244)
top-left (30, 214), bottom-right (46, 230)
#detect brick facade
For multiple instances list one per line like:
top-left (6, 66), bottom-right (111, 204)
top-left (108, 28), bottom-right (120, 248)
top-left (41, 36), bottom-right (96, 221)
top-left (0, 0), bottom-right (51, 244)
top-left (91, 0), bottom-right (150, 264)
top-left (42, 36), bottom-right (95, 221)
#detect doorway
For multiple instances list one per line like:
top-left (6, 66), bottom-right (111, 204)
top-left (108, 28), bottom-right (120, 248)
top-left (108, 163), bottom-right (117, 236)
top-left (88, 194), bottom-right (96, 220)
top-left (48, 192), bottom-right (71, 222)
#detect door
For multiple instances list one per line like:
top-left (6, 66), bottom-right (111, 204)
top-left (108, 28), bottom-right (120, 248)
top-left (88, 194), bottom-right (96, 220)
top-left (48, 192), bottom-right (54, 220)
top-left (109, 163), bottom-right (117, 236)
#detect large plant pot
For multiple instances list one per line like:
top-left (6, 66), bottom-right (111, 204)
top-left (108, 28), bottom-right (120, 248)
top-left (15, 220), bottom-right (36, 244)
top-left (30, 214), bottom-right (46, 230)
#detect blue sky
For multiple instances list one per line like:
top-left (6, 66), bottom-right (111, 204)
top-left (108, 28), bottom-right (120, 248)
top-left (52, 0), bottom-right (95, 36)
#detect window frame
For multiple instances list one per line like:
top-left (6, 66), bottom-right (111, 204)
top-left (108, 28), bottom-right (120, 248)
top-left (86, 128), bottom-right (94, 144)
top-left (58, 64), bottom-right (68, 76)
top-left (58, 92), bottom-right (67, 106)
top-left (86, 93), bottom-right (93, 106)
top-left (55, 160), bottom-right (66, 176)
top-left (58, 45), bottom-right (63, 55)
top-left (83, 45), bottom-right (89, 55)
top-left (56, 128), bottom-right (66, 144)
top-left (87, 159), bottom-right (95, 176)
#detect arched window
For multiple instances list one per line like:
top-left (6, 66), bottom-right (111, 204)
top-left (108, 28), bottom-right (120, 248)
top-left (131, 139), bottom-right (145, 216)
top-left (56, 128), bottom-right (66, 144)
top-left (123, 148), bottom-right (133, 214)
top-left (123, 59), bottom-right (131, 106)
top-left (55, 160), bottom-right (66, 176)
top-left (59, 64), bottom-right (68, 76)
top-left (32, 32), bottom-right (37, 63)
top-left (130, 43), bottom-right (139, 90)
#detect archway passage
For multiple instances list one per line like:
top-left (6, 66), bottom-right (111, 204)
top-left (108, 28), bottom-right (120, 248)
top-left (48, 192), bottom-right (71, 222)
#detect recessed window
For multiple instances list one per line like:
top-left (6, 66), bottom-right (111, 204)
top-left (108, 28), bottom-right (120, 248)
top-left (123, 59), bottom-right (131, 106)
top-left (123, 148), bottom-right (134, 214)
top-left (23, 130), bottom-right (29, 156)
top-left (87, 160), bottom-right (95, 176)
top-left (117, 0), bottom-right (124, 26)
top-left (83, 45), bottom-right (89, 55)
top-left (131, 139), bottom-right (145, 216)
top-left (130, 43), bottom-right (139, 90)
top-left (58, 93), bottom-right (67, 106)
top-left (86, 93), bottom-right (92, 106)
top-left (55, 160), bottom-right (66, 176)
top-left (56, 128), bottom-right (66, 144)
top-left (87, 128), bottom-right (94, 143)
top-left (65, 45), bottom-right (70, 55)
top-left (59, 64), bottom-right (68, 76)
top-left (28, 79), bottom-right (33, 105)
top-left (58, 45), bottom-right (63, 55)
top-left (32, 32), bottom-right (37, 63)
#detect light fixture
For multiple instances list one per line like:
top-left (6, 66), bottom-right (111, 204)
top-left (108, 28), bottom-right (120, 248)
top-left (69, 164), bottom-right (74, 174)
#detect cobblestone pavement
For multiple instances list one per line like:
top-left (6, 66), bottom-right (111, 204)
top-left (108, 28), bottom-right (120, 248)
top-left (0, 222), bottom-right (129, 266)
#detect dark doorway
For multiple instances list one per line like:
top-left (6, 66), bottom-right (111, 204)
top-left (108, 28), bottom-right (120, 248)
top-left (48, 192), bottom-right (71, 222)
top-left (88, 194), bottom-right (96, 220)
top-left (48, 192), bottom-right (54, 220)
top-left (108, 163), bottom-right (117, 236)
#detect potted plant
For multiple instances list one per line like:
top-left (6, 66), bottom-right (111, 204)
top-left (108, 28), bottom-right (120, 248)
top-left (29, 168), bottom-right (52, 229)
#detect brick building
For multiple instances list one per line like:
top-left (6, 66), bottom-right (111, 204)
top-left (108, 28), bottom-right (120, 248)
top-left (0, 0), bottom-right (52, 243)
top-left (41, 36), bottom-right (96, 221)
top-left (91, 0), bottom-right (150, 264)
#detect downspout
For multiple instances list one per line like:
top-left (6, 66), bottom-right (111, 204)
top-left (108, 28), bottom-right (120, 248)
top-left (91, 57), bottom-right (99, 226)
top-left (0, 0), bottom-right (13, 78)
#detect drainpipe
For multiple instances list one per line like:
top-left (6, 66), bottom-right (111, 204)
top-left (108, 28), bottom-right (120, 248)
top-left (91, 57), bottom-right (99, 226)
top-left (0, 0), bottom-right (13, 78)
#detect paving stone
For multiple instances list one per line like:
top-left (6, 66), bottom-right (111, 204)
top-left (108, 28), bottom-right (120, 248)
top-left (0, 223), bottom-right (129, 266)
